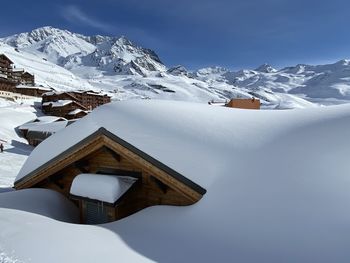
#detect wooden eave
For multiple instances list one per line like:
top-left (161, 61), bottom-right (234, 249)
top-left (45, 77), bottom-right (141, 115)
top-left (22, 72), bottom-right (34, 77)
top-left (14, 128), bottom-right (206, 202)
top-left (43, 92), bottom-right (79, 103)
top-left (71, 101), bottom-right (89, 111)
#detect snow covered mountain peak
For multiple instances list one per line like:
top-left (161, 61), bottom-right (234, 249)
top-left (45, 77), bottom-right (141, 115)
top-left (167, 65), bottom-right (189, 76)
top-left (1, 26), bottom-right (96, 62)
top-left (114, 35), bottom-right (132, 46)
top-left (254, 63), bottom-right (276, 73)
top-left (1, 26), bottom-right (71, 47)
top-left (196, 66), bottom-right (228, 75)
top-left (335, 59), bottom-right (350, 66)
top-left (1, 26), bottom-right (165, 76)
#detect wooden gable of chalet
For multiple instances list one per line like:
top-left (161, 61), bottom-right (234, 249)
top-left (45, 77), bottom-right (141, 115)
top-left (21, 72), bottom-right (34, 77)
top-left (14, 127), bottom-right (206, 203)
top-left (44, 100), bottom-right (88, 111)
top-left (69, 100), bottom-right (89, 111)
top-left (0, 54), bottom-right (13, 64)
top-left (62, 92), bottom-right (79, 101)
top-left (43, 91), bottom-right (78, 102)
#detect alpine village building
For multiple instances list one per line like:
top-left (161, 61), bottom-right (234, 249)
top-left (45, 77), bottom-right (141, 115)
top-left (14, 127), bottom-right (206, 224)
top-left (208, 97), bottom-right (261, 110)
top-left (42, 90), bottom-right (111, 119)
top-left (226, 97), bottom-right (261, 109)
top-left (0, 53), bottom-right (111, 120)
top-left (0, 54), bottom-right (40, 96)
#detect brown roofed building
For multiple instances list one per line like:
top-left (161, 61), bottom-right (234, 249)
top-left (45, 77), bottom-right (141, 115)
top-left (42, 90), bottom-right (111, 111)
top-left (72, 90), bottom-right (111, 110)
top-left (15, 85), bottom-right (52, 97)
top-left (11, 68), bottom-right (25, 83)
top-left (0, 54), bottom-right (16, 94)
top-left (20, 72), bottom-right (35, 86)
top-left (67, 108), bottom-right (89, 119)
top-left (14, 127), bottom-right (206, 224)
top-left (0, 54), bottom-right (37, 96)
top-left (226, 97), bottom-right (261, 110)
top-left (0, 78), bottom-right (16, 93)
top-left (0, 54), bottom-right (13, 77)
top-left (42, 100), bottom-right (88, 119)
top-left (42, 91), bottom-right (77, 103)
top-left (18, 116), bottom-right (70, 146)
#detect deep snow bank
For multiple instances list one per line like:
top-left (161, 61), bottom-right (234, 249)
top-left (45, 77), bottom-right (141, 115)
top-left (3, 100), bottom-right (350, 263)
top-left (0, 101), bottom-right (37, 187)
top-left (0, 189), bottom-right (78, 222)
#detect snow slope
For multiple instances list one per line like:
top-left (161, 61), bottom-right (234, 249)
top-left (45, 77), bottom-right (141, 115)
top-left (4, 100), bottom-right (350, 263)
top-left (0, 42), bottom-right (96, 91)
top-left (0, 99), bottom-right (37, 187)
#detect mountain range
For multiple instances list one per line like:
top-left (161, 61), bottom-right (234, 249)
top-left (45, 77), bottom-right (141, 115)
top-left (1, 26), bottom-right (350, 108)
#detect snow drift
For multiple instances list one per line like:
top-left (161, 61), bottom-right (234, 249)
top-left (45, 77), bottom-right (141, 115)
top-left (0, 100), bottom-right (37, 187)
top-left (2, 100), bottom-right (350, 262)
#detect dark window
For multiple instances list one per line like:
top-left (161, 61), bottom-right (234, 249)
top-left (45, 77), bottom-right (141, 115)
top-left (84, 201), bottom-right (109, 224)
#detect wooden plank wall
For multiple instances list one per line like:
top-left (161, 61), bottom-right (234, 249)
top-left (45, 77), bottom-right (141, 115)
top-left (35, 145), bottom-right (194, 222)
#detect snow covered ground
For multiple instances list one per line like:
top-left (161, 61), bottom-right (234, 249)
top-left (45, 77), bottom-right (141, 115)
top-left (0, 99), bottom-right (37, 187)
top-left (1, 100), bottom-right (350, 262)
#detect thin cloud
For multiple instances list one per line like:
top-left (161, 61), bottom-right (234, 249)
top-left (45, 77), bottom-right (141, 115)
top-left (61, 5), bottom-right (114, 32)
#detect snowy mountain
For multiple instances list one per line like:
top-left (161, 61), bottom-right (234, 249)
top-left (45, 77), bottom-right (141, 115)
top-left (1, 26), bottom-right (350, 108)
top-left (1, 26), bottom-right (165, 76)
top-left (1, 26), bottom-right (96, 62)
top-left (221, 60), bottom-right (350, 101)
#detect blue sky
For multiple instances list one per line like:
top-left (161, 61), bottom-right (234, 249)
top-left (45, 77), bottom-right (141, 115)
top-left (1, 0), bottom-right (350, 70)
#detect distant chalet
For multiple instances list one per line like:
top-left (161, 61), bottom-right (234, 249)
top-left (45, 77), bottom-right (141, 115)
top-left (226, 98), bottom-right (261, 109)
top-left (209, 97), bottom-right (261, 110)
top-left (18, 116), bottom-right (72, 146)
top-left (42, 90), bottom-right (111, 119)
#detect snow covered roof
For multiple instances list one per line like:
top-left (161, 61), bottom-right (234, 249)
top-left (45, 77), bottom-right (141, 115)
top-left (42, 100), bottom-right (73, 107)
top-left (16, 99), bottom-right (350, 188)
top-left (16, 85), bottom-right (51, 91)
top-left (68, 109), bottom-right (86, 115)
top-left (0, 53), bottom-right (13, 63)
top-left (42, 91), bottom-right (61, 96)
top-left (18, 116), bottom-right (69, 135)
top-left (34, 116), bottom-right (67, 123)
top-left (19, 116), bottom-right (66, 129)
top-left (22, 71), bottom-right (34, 76)
top-left (43, 90), bottom-right (108, 97)
top-left (70, 173), bottom-right (138, 203)
top-left (25, 121), bottom-right (68, 133)
top-left (12, 68), bottom-right (24, 72)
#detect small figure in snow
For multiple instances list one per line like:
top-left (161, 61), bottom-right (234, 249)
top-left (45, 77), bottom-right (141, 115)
top-left (0, 143), bottom-right (3, 153)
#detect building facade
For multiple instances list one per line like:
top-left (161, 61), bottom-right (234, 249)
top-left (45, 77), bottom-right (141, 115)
top-left (226, 98), bottom-right (261, 109)
top-left (42, 90), bottom-right (111, 111)
top-left (0, 54), bottom-right (36, 95)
